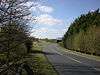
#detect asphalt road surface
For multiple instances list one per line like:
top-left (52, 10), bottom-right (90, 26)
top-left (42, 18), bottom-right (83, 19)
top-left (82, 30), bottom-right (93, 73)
top-left (43, 44), bottom-right (100, 75)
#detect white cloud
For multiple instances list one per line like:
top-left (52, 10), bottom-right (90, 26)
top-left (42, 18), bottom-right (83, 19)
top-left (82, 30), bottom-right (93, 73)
top-left (23, 1), bottom-right (54, 13)
top-left (36, 14), bottom-right (62, 26)
top-left (21, 1), bottom-right (39, 12)
top-left (39, 6), bottom-right (54, 13)
top-left (23, 14), bottom-right (36, 25)
top-left (24, 1), bottom-right (34, 7)
top-left (90, 9), bottom-right (95, 12)
top-left (23, 1), bottom-right (68, 39)
top-left (31, 27), bottom-right (67, 39)
top-left (24, 1), bottom-right (39, 7)
top-left (29, 6), bottom-right (36, 11)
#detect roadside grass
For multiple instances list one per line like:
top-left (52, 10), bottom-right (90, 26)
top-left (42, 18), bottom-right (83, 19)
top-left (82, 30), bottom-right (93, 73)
top-left (34, 42), bottom-right (50, 46)
top-left (16, 43), bottom-right (58, 75)
top-left (57, 45), bottom-right (100, 61)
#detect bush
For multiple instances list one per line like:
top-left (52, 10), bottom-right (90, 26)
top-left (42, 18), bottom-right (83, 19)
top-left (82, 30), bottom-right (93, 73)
top-left (10, 44), bottom-right (27, 58)
top-left (25, 39), bottom-right (33, 54)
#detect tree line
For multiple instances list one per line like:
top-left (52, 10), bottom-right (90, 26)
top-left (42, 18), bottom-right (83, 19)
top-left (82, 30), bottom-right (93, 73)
top-left (62, 9), bottom-right (100, 56)
top-left (0, 0), bottom-right (36, 67)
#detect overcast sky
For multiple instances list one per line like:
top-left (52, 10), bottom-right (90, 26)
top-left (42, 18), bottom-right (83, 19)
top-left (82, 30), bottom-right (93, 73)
top-left (29, 0), bottom-right (100, 39)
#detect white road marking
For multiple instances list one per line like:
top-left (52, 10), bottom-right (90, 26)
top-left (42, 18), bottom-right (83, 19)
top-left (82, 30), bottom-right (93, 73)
top-left (56, 46), bottom-right (100, 62)
top-left (66, 56), bottom-right (82, 64)
top-left (54, 49), bottom-right (100, 71)
top-left (54, 50), bottom-right (83, 64)
top-left (94, 68), bottom-right (100, 71)
top-left (44, 45), bottom-right (100, 72)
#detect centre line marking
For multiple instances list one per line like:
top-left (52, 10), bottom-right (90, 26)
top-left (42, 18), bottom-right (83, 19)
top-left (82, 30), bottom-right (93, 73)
top-left (66, 56), bottom-right (82, 63)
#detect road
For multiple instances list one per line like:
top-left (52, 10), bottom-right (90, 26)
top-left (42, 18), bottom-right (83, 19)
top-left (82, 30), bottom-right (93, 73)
top-left (43, 44), bottom-right (100, 75)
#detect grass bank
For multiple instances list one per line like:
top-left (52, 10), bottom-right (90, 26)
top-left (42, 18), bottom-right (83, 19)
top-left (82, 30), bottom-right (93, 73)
top-left (16, 43), bottom-right (58, 75)
top-left (57, 45), bottom-right (100, 61)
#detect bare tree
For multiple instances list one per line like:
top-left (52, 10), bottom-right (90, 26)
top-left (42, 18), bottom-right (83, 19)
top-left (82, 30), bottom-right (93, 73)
top-left (0, 0), bottom-right (37, 66)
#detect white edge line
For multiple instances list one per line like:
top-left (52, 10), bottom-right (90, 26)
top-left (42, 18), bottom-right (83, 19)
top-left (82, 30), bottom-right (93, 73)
top-left (94, 68), bottom-right (100, 71)
top-left (56, 46), bottom-right (100, 62)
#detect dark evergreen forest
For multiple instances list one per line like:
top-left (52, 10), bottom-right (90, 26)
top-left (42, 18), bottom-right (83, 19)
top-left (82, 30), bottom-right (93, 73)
top-left (62, 9), bottom-right (100, 56)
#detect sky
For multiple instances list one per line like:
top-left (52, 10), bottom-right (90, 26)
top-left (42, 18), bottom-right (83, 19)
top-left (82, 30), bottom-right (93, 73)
top-left (28, 0), bottom-right (100, 39)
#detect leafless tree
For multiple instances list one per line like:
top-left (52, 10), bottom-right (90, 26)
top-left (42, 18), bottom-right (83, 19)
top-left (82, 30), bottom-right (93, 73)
top-left (0, 0), bottom-right (37, 66)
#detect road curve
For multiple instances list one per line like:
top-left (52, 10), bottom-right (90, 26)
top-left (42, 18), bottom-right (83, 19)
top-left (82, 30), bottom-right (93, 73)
top-left (43, 44), bottom-right (100, 75)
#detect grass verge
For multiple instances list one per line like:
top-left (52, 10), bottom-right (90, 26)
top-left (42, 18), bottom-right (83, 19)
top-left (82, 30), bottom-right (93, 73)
top-left (57, 45), bottom-right (100, 61)
top-left (16, 43), bottom-right (58, 75)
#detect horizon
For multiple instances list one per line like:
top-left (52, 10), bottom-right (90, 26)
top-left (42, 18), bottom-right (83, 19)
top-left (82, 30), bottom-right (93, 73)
top-left (29, 0), bottom-right (100, 39)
